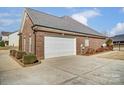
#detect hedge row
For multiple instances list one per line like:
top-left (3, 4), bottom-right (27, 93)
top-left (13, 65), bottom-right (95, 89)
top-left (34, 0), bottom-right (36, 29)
top-left (10, 50), bottom-right (38, 64)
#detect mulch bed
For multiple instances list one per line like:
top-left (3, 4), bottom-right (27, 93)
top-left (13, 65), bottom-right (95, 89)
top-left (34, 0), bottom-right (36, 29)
top-left (10, 55), bottom-right (41, 67)
top-left (82, 50), bottom-right (112, 56)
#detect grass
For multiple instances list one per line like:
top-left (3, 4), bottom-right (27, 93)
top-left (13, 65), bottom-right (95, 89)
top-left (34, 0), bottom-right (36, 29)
top-left (98, 51), bottom-right (124, 60)
top-left (0, 46), bottom-right (18, 50)
top-left (0, 46), bottom-right (10, 50)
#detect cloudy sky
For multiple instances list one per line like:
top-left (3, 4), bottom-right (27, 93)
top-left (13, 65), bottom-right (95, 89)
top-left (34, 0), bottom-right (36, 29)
top-left (0, 7), bottom-right (124, 36)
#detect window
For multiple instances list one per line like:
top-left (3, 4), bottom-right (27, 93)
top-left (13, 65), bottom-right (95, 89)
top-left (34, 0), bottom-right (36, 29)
top-left (23, 39), bottom-right (26, 51)
top-left (29, 37), bottom-right (32, 52)
top-left (85, 38), bottom-right (89, 47)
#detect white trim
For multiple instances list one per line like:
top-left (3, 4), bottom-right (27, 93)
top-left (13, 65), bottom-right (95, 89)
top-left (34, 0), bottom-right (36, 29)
top-left (33, 26), bottom-right (106, 39)
top-left (23, 39), bottom-right (26, 51)
top-left (85, 38), bottom-right (90, 47)
top-left (29, 37), bottom-right (32, 52)
top-left (20, 11), bottom-right (27, 33)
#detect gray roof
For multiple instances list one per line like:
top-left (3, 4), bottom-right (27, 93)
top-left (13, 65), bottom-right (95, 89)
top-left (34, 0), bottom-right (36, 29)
top-left (1, 31), bottom-right (12, 36)
top-left (9, 30), bottom-right (19, 35)
top-left (111, 34), bottom-right (124, 42)
top-left (25, 8), bottom-right (105, 37)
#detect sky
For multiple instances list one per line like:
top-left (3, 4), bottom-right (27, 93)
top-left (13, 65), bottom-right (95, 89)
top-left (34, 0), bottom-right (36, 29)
top-left (0, 7), bottom-right (124, 36)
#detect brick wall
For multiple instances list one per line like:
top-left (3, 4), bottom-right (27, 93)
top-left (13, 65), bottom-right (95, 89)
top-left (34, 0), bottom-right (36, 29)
top-left (20, 13), bottom-right (105, 59)
top-left (76, 37), bottom-right (84, 55)
top-left (89, 37), bottom-right (105, 49)
top-left (35, 31), bottom-right (77, 59)
top-left (21, 13), bottom-right (35, 54)
top-left (76, 36), bottom-right (105, 55)
top-left (35, 31), bottom-right (44, 59)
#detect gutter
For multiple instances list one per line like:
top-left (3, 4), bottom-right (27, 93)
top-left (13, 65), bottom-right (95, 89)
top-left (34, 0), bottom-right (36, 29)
top-left (32, 24), bottom-right (106, 39)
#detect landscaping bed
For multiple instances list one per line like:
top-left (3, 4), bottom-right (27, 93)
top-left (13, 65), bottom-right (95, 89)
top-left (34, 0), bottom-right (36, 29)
top-left (10, 50), bottom-right (41, 67)
top-left (81, 38), bottom-right (114, 56)
top-left (81, 46), bottom-right (113, 56)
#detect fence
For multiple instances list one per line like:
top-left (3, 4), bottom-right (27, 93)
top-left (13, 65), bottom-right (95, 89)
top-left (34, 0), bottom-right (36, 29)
top-left (113, 44), bottom-right (124, 51)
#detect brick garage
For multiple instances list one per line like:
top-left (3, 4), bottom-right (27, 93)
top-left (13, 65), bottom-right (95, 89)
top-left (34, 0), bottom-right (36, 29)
top-left (19, 8), bottom-right (106, 59)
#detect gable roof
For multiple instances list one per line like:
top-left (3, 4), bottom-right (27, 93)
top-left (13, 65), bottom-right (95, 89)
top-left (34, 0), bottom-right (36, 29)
top-left (1, 31), bottom-right (12, 36)
top-left (25, 8), bottom-right (105, 37)
top-left (9, 30), bottom-right (19, 35)
top-left (111, 34), bottom-right (124, 42)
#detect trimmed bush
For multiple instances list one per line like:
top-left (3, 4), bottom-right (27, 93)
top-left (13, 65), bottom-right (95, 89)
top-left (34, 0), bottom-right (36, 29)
top-left (12, 50), bottom-right (17, 57)
top-left (10, 50), bottom-right (14, 56)
top-left (15, 51), bottom-right (27, 59)
top-left (22, 53), bottom-right (38, 64)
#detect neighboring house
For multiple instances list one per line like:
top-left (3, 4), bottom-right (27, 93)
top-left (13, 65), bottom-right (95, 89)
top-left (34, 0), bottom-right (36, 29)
top-left (111, 34), bottom-right (124, 45)
top-left (9, 31), bottom-right (19, 47)
top-left (0, 31), bottom-right (12, 46)
top-left (19, 8), bottom-right (106, 59)
top-left (111, 34), bottom-right (124, 51)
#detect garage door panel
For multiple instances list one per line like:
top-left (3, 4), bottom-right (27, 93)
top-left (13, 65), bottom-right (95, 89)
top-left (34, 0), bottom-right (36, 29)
top-left (45, 36), bottom-right (76, 58)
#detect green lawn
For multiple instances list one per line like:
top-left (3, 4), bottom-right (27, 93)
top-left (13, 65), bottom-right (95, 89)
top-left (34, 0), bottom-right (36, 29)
top-left (0, 46), bottom-right (11, 50)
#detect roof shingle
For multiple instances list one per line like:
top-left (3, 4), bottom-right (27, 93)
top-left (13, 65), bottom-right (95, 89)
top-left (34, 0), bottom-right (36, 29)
top-left (25, 8), bottom-right (105, 37)
top-left (1, 31), bottom-right (12, 36)
top-left (111, 34), bottom-right (124, 42)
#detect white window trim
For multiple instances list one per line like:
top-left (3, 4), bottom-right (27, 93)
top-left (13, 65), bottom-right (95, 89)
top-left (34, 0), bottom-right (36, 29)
top-left (23, 39), bottom-right (26, 51)
top-left (29, 37), bottom-right (32, 53)
top-left (85, 38), bottom-right (89, 47)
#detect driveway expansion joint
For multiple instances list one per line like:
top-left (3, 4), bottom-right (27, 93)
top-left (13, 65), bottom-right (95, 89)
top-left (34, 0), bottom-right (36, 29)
top-left (80, 62), bottom-right (111, 76)
top-left (58, 76), bottom-right (78, 85)
top-left (0, 68), bottom-right (21, 73)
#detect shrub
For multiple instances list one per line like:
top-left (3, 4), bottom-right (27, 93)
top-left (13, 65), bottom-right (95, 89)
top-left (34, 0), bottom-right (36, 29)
top-left (108, 46), bottom-right (113, 50)
top-left (10, 50), bottom-right (14, 56)
top-left (15, 51), bottom-right (27, 59)
top-left (96, 47), bottom-right (104, 53)
top-left (12, 50), bottom-right (17, 57)
top-left (82, 47), bottom-right (96, 55)
top-left (86, 48), bottom-right (96, 55)
top-left (0, 41), bottom-right (5, 47)
top-left (90, 48), bottom-right (96, 54)
top-left (82, 47), bottom-right (89, 55)
top-left (22, 53), bottom-right (38, 64)
top-left (106, 38), bottom-right (113, 47)
top-left (103, 47), bottom-right (110, 51)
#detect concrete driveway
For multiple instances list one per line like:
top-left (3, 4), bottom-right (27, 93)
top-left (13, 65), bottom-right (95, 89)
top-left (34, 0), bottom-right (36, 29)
top-left (0, 50), bottom-right (124, 85)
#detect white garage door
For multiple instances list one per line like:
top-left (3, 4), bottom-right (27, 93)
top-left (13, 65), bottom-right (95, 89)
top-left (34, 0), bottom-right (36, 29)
top-left (45, 36), bottom-right (76, 58)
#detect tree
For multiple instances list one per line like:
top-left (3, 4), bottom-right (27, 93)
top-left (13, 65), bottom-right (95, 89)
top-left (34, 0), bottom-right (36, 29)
top-left (0, 41), bottom-right (5, 47)
top-left (105, 38), bottom-right (113, 46)
top-left (0, 37), bottom-right (2, 41)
